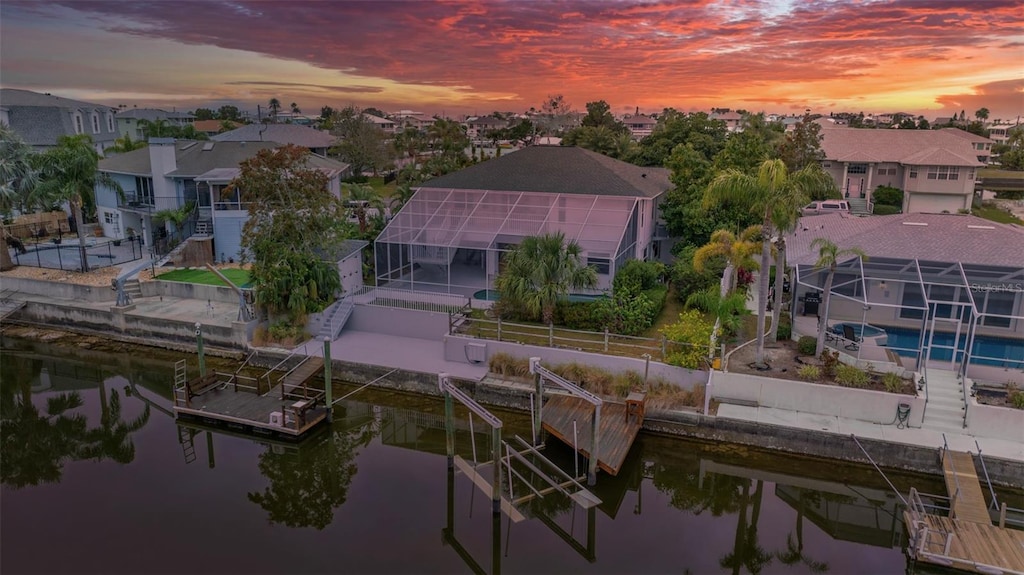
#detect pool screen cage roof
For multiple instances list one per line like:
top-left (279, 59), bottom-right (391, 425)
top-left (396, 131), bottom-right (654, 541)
top-left (376, 188), bottom-right (639, 257)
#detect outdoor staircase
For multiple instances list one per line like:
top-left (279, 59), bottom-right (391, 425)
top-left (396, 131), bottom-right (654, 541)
top-left (921, 369), bottom-right (967, 434)
top-left (194, 219), bottom-right (212, 236)
top-left (0, 290), bottom-right (26, 321)
top-left (847, 198), bottom-right (872, 215)
top-left (318, 297), bottom-right (354, 341)
top-left (123, 279), bottom-right (143, 301)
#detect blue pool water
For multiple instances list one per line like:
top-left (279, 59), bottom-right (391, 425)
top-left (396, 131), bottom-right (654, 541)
top-left (472, 289), bottom-right (607, 303)
top-left (832, 322), bottom-right (887, 338)
top-left (884, 326), bottom-right (1024, 368)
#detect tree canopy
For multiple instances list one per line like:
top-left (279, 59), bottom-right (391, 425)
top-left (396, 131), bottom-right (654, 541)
top-left (328, 106), bottom-right (393, 176)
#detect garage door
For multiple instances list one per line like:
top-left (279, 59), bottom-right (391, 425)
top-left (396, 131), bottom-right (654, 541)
top-left (906, 193), bottom-right (967, 214)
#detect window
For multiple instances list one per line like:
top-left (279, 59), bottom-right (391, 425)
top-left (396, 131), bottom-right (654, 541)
top-left (74, 113), bottom-right (83, 134)
top-left (822, 162), bottom-right (831, 168)
top-left (91, 112), bottom-right (100, 133)
top-left (103, 211), bottom-right (118, 224)
top-left (107, 113), bottom-right (114, 132)
top-left (848, 164), bottom-right (868, 174)
top-left (909, 167), bottom-right (918, 179)
top-left (587, 255), bottom-right (610, 275)
top-left (926, 166), bottom-right (959, 181)
top-left (134, 176), bottom-right (154, 205)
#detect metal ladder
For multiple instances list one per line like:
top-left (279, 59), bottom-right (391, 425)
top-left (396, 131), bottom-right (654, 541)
top-left (178, 426), bottom-right (197, 464)
top-left (173, 359), bottom-right (188, 407)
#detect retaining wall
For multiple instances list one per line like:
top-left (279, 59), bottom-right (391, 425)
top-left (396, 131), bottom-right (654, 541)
top-left (443, 333), bottom-right (708, 390)
top-left (711, 371), bottom-right (926, 428)
top-left (141, 280), bottom-right (239, 304)
top-left (966, 398), bottom-right (1024, 442)
top-left (1, 277), bottom-right (114, 302)
top-left (346, 305), bottom-right (450, 340)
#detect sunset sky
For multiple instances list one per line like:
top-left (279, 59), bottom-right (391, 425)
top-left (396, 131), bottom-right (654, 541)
top-left (1, 0), bottom-right (1022, 120)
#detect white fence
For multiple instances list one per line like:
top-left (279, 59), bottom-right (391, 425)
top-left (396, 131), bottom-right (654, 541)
top-left (351, 286), bottom-right (470, 314)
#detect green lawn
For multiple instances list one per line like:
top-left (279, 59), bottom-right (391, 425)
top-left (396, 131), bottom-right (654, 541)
top-left (364, 176), bottom-right (398, 199)
top-left (156, 268), bottom-right (252, 287)
top-left (979, 168), bottom-right (1024, 180)
top-left (973, 203), bottom-right (1024, 225)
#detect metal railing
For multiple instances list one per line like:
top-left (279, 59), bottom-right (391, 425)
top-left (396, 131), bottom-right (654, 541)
top-left (352, 285), bottom-right (471, 314)
top-left (11, 235), bottom-right (145, 271)
top-left (451, 315), bottom-right (709, 363)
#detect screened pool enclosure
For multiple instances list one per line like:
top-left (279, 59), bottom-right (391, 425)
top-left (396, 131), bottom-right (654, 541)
top-left (375, 188), bottom-right (641, 296)
top-left (794, 256), bottom-right (1024, 384)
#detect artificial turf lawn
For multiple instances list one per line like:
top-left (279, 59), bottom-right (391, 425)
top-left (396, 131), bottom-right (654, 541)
top-left (155, 268), bottom-right (252, 287)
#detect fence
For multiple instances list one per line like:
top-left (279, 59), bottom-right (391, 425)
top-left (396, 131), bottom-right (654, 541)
top-left (10, 235), bottom-right (145, 272)
top-left (451, 315), bottom-right (709, 363)
top-left (351, 285), bottom-right (471, 314)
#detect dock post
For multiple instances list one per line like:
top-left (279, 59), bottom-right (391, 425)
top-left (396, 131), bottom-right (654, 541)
top-left (322, 337), bottom-right (333, 421)
top-left (491, 425), bottom-right (502, 514)
top-left (206, 431), bottom-right (215, 469)
top-left (532, 357), bottom-right (543, 445)
top-left (441, 373), bottom-right (454, 468)
top-left (588, 405), bottom-right (601, 486)
top-left (195, 322), bottom-right (206, 377)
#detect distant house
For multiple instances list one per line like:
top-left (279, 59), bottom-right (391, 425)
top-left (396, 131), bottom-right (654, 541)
top-left (362, 113), bottom-right (396, 134)
top-left (819, 126), bottom-right (990, 213)
top-left (94, 139), bottom-right (349, 260)
top-left (115, 108), bottom-right (195, 139)
top-left (940, 127), bottom-right (994, 164)
top-left (464, 116), bottom-right (507, 140)
top-left (212, 123), bottom-right (336, 156)
top-left (374, 146), bottom-right (673, 295)
top-left (389, 110), bottom-right (434, 132)
top-left (622, 114), bottom-right (657, 140)
top-left (0, 88), bottom-right (119, 154)
top-left (193, 119), bottom-right (242, 137)
top-left (710, 111), bottom-right (743, 132)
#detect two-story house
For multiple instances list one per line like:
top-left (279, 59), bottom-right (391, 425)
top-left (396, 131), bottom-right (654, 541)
top-left (464, 116), bottom-right (507, 140)
top-left (115, 108), bottom-right (195, 139)
top-left (95, 139), bottom-right (349, 260)
top-left (0, 88), bottom-right (119, 154)
top-left (212, 123), bottom-right (336, 156)
top-left (622, 114), bottom-right (657, 140)
top-left (819, 126), bottom-right (990, 214)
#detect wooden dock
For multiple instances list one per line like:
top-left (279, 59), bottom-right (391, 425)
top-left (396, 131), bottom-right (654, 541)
top-left (541, 394), bottom-right (642, 476)
top-left (904, 449), bottom-right (1024, 575)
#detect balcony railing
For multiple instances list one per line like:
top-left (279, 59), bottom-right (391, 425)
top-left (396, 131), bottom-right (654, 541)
top-left (213, 201), bottom-right (253, 212)
top-left (117, 194), bottom-right (155, 212)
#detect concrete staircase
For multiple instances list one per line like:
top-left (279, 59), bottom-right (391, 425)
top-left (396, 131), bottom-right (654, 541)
top-left (318, 297), bottom-right (354, 341)
top-left (847, 198), bottom-right (872, 215)
top-left (921, 369), bottom-right (967, 434)
top-left (123, 279), bottom-right (143, 301)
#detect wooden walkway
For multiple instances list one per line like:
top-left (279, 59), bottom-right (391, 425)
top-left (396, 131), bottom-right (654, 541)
top-left (282, 356), bottom-right (324, 394)
top-left (904, 449), bottom-right (1024, 575)
top-left (942, 450), bottom-right (992, 524)
top-left (541, 394), bottom-right (642, 476)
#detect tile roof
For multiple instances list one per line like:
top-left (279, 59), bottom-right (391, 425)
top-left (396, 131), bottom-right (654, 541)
top-left (99, 140), bottom-right (349, 178)
top-left (212, 123), bottom-right (336, 149)
top-left (115, 108), bottom-right (194, 121)
top-left (419, 145), bottom-right (671, 198)
top-left (820, 126), bottom-right (987, 167)
top-left (786, 212), bottom-right (1024, 268)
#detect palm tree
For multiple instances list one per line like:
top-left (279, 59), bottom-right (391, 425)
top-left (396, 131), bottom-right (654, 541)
top-left (686, 286), bottom-right (750, 339)
top-left (342, 183), bottom-right (385, 234)
top-left (268, 98), bottom-right (281, 121)
top-left (1, 125), bottom-right (40, 271)
top-left (290, 102), bottom-right (301, 114)
top-left (33, 134), bottom-right (124, 272)
top-left (768, 200), bottom-right (806, 341)
top-left (388, 183), bottom-right (416, 214)
top-left (177, 125), bottom-right (210, 141)
top-left (427, 118), bottom-right (469, 160)
top-left (104, 133), bottom-right (147, 155)
top-left (811, 238), bottom-right (867, 356)
top-left (153, 201), bottom-right (196, 238)
top-left (138, 119), bottom-right (174, 138)
top-left (704, 159), bottom-right (833, 367)
top-left (776, 490), bottom-right (830, 573)
top-left (495, 232), bottom-right (598, 325)
top-left (693, 226), bottom-right (761, 292)
top-left (79, 381), bottom-right (151, 464)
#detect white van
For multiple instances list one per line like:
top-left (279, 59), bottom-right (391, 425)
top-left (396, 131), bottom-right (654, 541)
top-left (802, 200), bottom-right (850, 215)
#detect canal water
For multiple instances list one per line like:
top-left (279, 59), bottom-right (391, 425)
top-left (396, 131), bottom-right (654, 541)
top-left (0, 337), bottom-right (1016, 574)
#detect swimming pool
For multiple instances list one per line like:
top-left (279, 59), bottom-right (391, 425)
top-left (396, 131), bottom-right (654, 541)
top-left (883, 326), bottom-right (1024, 368)
top-left (832, 322), bottom-right (888, 345)
top-left (472, 289), bottom-right (607, 303)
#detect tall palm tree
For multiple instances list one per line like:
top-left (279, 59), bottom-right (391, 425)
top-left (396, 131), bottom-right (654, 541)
top-left (342, 183), bottom-right (385, 234)
top-left (138, 119), bottom-right (174, 138)
top-left (811, 238), bottom-right (867, 356)
top-left (768, 201), bottom-right (805, 341)
top-left (495, 232), bottom-right (598, 325)
top-left (0, 125), bottom-right (40, 271)
top-left (153, 201), bottom-right (196, 238)
top-left (427, 118), bottom-right (469, 160)
top-left (103, 133), bottom-right (147, 155)
top-left (693, 225), bottom-right (761, 292)
top-left (686, 286), bottom-right (750, 339)
top-left (290, 102), bottom-right (301, 114)
top-left (33, 134), bottom-right (124, 272)
top-left (704, 159), bottom-right (833, 367)
top-left (388, 183), bottom-right (416, 214)
top-left (268, 98), bottom-right (281, 121)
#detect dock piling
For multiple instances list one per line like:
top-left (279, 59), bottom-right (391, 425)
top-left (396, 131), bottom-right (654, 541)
top-left (322, 337), bottom-right (332, 421)
top-left (195, 322), bottom-right (206, 377)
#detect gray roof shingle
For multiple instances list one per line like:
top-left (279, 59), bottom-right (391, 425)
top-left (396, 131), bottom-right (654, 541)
top-left (99, 140), bottom-right (349, 178)
top-left (115, 108), bottom-right (195, 121)
top-left (212, 124), bottom-right (336, 149)
top-left (1, 88), bottom-right (119, 147)
top-left (787, 212), bottom-right (1024, 268)
top-left (419, 146), bottom-right (671, 198)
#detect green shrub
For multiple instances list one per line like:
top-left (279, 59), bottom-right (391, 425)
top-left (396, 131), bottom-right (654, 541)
top-left (776, 321), bottom-right (792, 341)
top-left (613, 259), bottom-right (664, 294)
top-left (873, 204), bottom-right (902, 215)
top-left (797, 336), bottom-right (817, 355)
top-left (835, 364), bottom-right (869, 388)
top-left (594, 291), bottom-right (658, 336)
top-left (797, 365), bottom-right (821, 381)
top-left (554, 301), bottom-right (602, 331)
top-left (1008, 384), bottom-right (1024, 410)
top-left (820, 350), bottom-right (839, 378)
top-left (671, 245), bottom-right (722, 304)
top-left (882, 372), bottom-right (904, 394)
top-left (662, 310), bottom-right (715, 369)
top-left (872, 185), bottom-right (903, 207)
top-left (268, 321), bottom-right (304, 340)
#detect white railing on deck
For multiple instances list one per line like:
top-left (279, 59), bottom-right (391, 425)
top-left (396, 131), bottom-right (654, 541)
top-left (352, 285), bottom-right (470, 313)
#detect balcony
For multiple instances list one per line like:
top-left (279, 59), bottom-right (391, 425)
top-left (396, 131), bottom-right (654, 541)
top-left (117, 194), bottom-right (154, 213)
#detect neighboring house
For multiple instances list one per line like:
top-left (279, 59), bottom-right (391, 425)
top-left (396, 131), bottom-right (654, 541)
top-left (94, 139), bottom-right (349, 261)
top-left (464, 116), bottom-right (507, 140)
top-left (115, 108), bottom-right (194, 139)
top-left (819, 126), bottom-right (990, 214)
top-left (0, 88), bottom-right (119, 154)
top-left (710, 111), bottom-right (743, 132)
top-left (362, 113), bottom-right (396, 134)
top-left (786, 212), bottom-right (1024, 381)
top-left (940, 128), bottom-right (993, 164)
top-left (389, 110), bottom-right (434, 132)
top-left (193, 119), bottom-right (242, 137)
top-left (622, 114), bottom-right (657, 140)
top-left (373, 146), bottom-right (672, 295)
top-left (212, 123), bottom-right (336, 156)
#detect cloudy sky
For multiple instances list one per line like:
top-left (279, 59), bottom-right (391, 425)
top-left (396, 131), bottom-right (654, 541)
top-left (1, 0), bottom-right (1022, 119)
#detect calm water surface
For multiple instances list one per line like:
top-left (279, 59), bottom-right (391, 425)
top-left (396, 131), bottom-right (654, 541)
top-left (2, 337), bottom-right (1012, 575)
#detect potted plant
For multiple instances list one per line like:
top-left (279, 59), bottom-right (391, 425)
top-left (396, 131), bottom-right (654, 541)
top-left (126, 227), bottom-right (136, 240)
